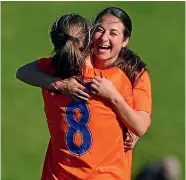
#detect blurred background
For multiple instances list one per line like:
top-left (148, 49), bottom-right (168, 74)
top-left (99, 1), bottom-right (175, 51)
top-left (2, 1), bottom-right (185, 180)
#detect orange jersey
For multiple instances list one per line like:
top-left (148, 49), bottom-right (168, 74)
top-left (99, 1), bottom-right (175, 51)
top-left (38, 58), bottom-right (133, 180)
top-left (133, 71), bottom-right (152, 114)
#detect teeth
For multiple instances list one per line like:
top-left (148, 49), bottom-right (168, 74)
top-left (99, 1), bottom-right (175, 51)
top-left (98, 45), bottom-right (111, 51)
top-left (99, 45), bottom-right (110, 48)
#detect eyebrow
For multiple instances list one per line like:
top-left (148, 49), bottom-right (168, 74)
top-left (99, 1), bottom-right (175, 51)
top-left (110, 29), bottom-right (121, 34)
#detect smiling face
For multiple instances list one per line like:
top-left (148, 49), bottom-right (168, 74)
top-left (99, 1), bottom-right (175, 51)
top-left (92, 14), bottom-right (128, 65)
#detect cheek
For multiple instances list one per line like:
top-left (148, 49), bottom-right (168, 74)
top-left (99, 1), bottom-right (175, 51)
top-left (111, 40), bottom-right (123, 53)
top-left (92, 35), bottom-right (99, 49)
top-left (92, 32), bottom-right (101, 43)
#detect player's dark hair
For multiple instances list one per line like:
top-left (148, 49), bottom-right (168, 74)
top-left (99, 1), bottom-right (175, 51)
top-left (93, 7), bottom-right (147, 87)
top-left (93, 7), bottom-right (132, 38)
top-left (112, 48), bottom-right (147, 87)
top-left (50, 13), bottom-right (91, 80)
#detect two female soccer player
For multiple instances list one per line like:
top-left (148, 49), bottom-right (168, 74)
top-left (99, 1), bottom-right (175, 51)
top-left (17, 7), bottom-right (152, 180)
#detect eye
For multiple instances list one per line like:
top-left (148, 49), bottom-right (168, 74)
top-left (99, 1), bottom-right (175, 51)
top-left (95, 27), bottom-right (103, 33)
top-left (110, 32), bottom-right (118, 36)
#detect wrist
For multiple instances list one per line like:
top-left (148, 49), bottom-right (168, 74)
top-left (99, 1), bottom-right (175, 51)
top-left (52, 79), bottom-right (66, 91)
top-left (109, 91), bottom-right (123, 104)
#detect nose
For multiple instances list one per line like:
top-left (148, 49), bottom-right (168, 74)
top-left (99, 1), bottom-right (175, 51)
top-left (100, 32), bottom-right (109, 42)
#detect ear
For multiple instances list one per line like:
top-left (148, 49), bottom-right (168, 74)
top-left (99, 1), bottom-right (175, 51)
top-left (122, 37), bottom-right (129, 48)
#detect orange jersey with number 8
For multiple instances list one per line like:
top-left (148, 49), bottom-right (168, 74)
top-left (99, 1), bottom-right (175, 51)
top-left (38, 58), bottom-right (133, 180)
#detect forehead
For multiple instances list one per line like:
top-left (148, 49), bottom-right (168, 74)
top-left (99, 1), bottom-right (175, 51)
top-left (99, 14), bottom-right (124, 32)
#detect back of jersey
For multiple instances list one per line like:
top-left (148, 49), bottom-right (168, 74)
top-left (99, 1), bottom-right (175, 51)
top-left (39, 58), bottom-right (132, 180)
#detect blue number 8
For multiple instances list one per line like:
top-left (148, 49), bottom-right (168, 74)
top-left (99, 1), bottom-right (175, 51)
top-left (65, 101), bottom-right (92, 155)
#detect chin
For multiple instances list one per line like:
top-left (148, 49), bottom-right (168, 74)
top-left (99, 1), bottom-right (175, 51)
top-left (95, 54), bottom-right (110, 61)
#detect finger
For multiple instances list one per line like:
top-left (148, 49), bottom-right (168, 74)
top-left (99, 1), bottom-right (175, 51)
top-left (124, 145), bottom-right (133, 149)
top-left (125, 135), bottom-right (133, 143)
top-left (90, 84), bottom-right (98, 91)
top-left (94, 76), bottom-right (102, 82)
top-left (125, 139), bottom-right (133, 143)
top-left (76, 83), bottom-right (88, 91)
top-left (73, 83), bottom-right (90, 95)
top-left (124, 143), bottom-right (133, 147)
top-left (124, 142), bottom-right (133, 146)
top-left (125, 136), bottom-right (132, 142)
top-left (76, 89), bottom-right (91, 99)
top-left (124, 147), bottom-right (132, 151)
top-left (92, 79), bottom-right (100, 86)
top-left (124, 141), bottom-right (133, 145)
top-left (75, 95), bottom-right (89, 101)
top-left (91, 90), bottom-right (97, 95)
top-left (73, 93), bottom-right (89, 101)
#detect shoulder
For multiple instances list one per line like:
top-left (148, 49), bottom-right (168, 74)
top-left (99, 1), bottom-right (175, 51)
top-left (107, 67), bottom-right (131, 85)
top-left (134, 70), bottom-right (151, 89)
top-left (133, 70), bottom-right (152, 114)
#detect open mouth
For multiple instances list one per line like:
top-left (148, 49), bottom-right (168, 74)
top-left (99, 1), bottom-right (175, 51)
top-left (97, 45), bottom-right (111, 52)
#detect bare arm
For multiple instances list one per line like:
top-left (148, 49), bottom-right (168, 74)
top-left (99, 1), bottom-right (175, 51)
top-left (90, 76), bottom-right (151, 137)
top-left (110, 93), bottom-right (151, 136)
top-left (16, 61), bottom-right (59, 90)
top-left (16, 60), bottom-right (91, 101)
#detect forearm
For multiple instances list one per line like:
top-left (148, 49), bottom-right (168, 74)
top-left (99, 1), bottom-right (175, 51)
top-left (110, 92), bottom-right (151, 136)
top-left (16, 61), bottom-right (58, 90)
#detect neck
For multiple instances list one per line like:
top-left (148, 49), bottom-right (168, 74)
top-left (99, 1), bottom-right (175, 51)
top-left (85, 56), bottom-right (93, 68)
top-left (93, 56), bottom-right (117, 69)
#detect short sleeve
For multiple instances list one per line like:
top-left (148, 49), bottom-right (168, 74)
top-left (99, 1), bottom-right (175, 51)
top-left (37, 57), bottom-right (55, 75)
top-left (133, 71), bottom-right (152, 114)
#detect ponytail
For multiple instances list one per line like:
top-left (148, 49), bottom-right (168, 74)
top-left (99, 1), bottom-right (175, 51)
top-left (52, 35), bottom-right (87, 80)
top-left (49, 14), bottom-right (90, 80)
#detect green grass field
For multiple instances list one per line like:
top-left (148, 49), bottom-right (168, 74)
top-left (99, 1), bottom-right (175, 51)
top-left (2, 2), bottom-right (185, 180)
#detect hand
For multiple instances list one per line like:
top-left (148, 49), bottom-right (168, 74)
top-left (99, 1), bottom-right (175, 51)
top-left (90, 76), bottom-right (119, 100)
top-left (124, 131), bottom-right (139, 151)
top-left (54, 77), bottom-right (91, 101)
